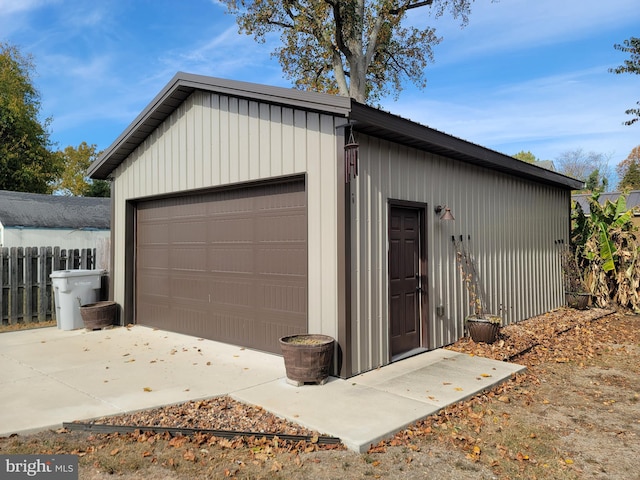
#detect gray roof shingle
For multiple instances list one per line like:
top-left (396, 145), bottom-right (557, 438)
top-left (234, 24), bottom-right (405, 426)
top-left (0, 190), bottom-right (110, 229)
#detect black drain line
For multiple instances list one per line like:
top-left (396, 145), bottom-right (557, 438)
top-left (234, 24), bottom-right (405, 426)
top-left (62, 422), bottom-right (341, 446)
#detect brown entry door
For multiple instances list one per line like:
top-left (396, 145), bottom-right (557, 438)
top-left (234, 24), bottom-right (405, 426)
top-left (389, 206), bottom-right (421, 358)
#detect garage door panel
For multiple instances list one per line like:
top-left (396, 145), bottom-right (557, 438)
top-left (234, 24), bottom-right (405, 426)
top-left (208, 278), bottom-right (254, 306)
top-left (138, 247), bottom-right (170, 270)
top-left (137, 273), bottom-right (171, 297)
top-left (260, 282), bottom-right (307, 315)
top-left (138, 223), bottom-right (170, 244)
top-left (136, 180), bottom-right (307, 354)
top-left (208, 247), bottom-right (254, 274)
top-left (256, 214), bottom-right (306, 242)
top-left (170, 275), bottom-right (211, 302)
top-left (168, 247), bottom-right (208, 272)
top-left (257, 246), bottom-right (306, 276)
top-left (208, 217), bottom-right (254, 243)
top-left (170, 221), bottom-right (207, 244)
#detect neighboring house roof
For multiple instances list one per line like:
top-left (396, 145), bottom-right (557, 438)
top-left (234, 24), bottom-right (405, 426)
top-left (88, 72), bottom-right (584, 191)
top-left (572, 190), bottom-right (640, 215)
top-left (0, 190), bottom-right (110, 229)
top-left (535, 160), bottom-right (556, 171)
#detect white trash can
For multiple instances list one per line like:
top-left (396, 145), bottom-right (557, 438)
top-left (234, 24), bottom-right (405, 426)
top-left (50, 269), bottom-right (104, 330)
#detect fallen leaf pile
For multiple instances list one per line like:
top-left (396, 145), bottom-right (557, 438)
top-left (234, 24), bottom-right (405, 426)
top-left (446, 307), bottom-right (615, 363)
top-left (89, 397), bottom-right (317, 438)
top-left (78, 396), bottom-right (342, 456)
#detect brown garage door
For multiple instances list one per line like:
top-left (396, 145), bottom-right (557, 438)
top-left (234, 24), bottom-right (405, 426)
top-left (135, 179), bottom-right (307, 354)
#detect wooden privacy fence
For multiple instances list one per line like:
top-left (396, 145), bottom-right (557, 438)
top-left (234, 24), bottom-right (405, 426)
top-left (1, 247), bottom-right (98, 326)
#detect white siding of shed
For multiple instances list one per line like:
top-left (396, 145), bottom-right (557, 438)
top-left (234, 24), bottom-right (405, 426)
top-left (110, 91), bottom-right (341, 339)
top-left (1, 228), bottom-right (110, 257)
top-left (350, 134), bottom-right (569, 374)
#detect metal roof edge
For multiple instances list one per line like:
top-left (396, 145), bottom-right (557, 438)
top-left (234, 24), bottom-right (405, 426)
top-left (89, 72), bottom-right (584, 191)
top-left (175, 73), bottom-right (352, 115)
top-left (89, 72), bottom-right (351, 180)
top-left (349, 102), bottom-right (584, 191)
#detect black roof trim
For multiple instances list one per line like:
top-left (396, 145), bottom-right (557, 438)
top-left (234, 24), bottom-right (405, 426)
top-left (348, 102), bottom-right (584, 190)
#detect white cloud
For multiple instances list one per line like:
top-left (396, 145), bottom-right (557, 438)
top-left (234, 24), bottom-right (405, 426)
top-left (0, 0), bottom-right (54, 15)
top-left (425, 0), bottom-right (640, 63)
top-left (156, 24), bottom-right (286, 86)
top-left (388, 65), bottom-right (638, 165)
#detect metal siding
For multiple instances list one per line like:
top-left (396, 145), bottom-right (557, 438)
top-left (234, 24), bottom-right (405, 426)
top-left (350, 134), bottom-right (569, 375)
top-left (110, 91), bottom-right (341, 345)
top-left (319, 113), bottom-right (339, 338)
top-left (281, 108), bottom-right (295, 174)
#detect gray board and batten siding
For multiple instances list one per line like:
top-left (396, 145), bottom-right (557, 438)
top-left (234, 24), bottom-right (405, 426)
top-left (89, 72), bottom-right (582, 378)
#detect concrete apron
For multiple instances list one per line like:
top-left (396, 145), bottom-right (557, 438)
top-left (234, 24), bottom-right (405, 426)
top-left (0, 326), bottom-right (524, 453)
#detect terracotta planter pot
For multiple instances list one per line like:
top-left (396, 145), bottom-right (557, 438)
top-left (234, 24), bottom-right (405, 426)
top-left (279, 334), bottom-right (334, 386)
top-left (565, 292), bottom-right (590, 310)
top-left (80, 301), bottom-right (118, 330)
top-left (466, 315), bottom-right (500, 344)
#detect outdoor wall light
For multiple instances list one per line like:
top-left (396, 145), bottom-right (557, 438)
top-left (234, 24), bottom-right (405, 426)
top-left (435, 205), bottom-right (455, 221)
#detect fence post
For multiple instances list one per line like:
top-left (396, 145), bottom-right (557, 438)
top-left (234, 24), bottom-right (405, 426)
top-left (54, 247), bottom-right (61, 271)
top-left (38, 247), bottom-right (50, 322)
top-left (0, 248), bottom-right (6, 326)
top-left (9, 248), bottom-right (20, 324)
top-left (25, 247), bottom-right (35, 324)
top-left (71, 249), bottom-right (80, 269)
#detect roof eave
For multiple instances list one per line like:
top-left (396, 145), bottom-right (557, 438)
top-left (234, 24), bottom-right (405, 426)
top-left (90, 73), bottom-right (583, 191)
top-left (348, 102), bottom-right (584, 191)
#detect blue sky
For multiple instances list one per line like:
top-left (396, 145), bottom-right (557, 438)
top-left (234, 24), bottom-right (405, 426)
top-left (1, 0), bottom-right (638, 186)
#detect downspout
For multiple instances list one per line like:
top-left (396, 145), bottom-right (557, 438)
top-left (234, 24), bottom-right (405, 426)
top-left (336, 119), bottom-right (353, 378)
top-left (108, 179), bottom-right (115, 302)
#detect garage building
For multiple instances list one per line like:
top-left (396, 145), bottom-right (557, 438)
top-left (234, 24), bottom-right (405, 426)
top-left (89, 72), bottom-right (582, 377)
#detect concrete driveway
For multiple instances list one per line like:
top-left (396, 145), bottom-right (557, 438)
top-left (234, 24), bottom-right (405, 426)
top-left (0, 325), bottom-right (525, 452)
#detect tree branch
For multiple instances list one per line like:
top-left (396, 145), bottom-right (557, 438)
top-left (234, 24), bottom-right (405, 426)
top-left (330, 0), bottom-right (351, 58)
top-left (332, 49), bottom-right (349, 96)
top-left (364, 11), bottom-right (386, 68)
top-left (390, 0), bottom-right (434, 15)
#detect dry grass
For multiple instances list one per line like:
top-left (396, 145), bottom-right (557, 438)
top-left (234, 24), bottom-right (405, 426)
top-left (0, 319), bottom-right (56, 333)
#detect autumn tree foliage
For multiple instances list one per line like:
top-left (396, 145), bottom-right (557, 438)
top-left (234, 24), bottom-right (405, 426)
top-left (53, 142), bottom-right (110, 197)
top-left (0, 42), bottom-right (60, 193)
top-left (512, 150), bottom-right (537, 164)
top-left (223, 0), bottom-right (475, 103)
top-left (616, 145), bottom-right (640, 191)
